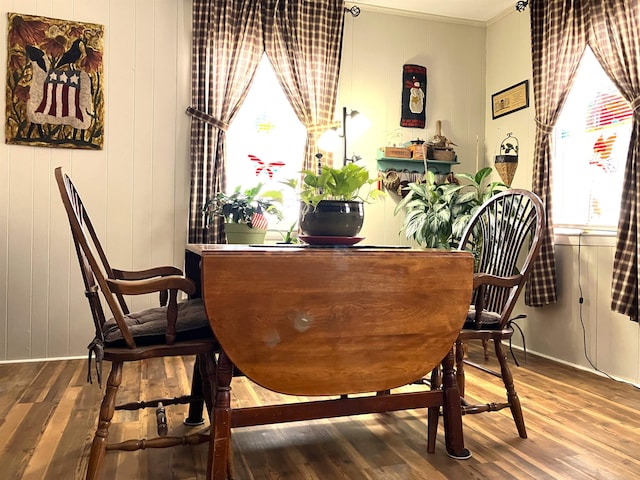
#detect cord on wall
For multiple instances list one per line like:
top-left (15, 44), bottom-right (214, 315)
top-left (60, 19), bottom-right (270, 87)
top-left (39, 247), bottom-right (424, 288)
top-left (577, 233), bottom-right (639, 389)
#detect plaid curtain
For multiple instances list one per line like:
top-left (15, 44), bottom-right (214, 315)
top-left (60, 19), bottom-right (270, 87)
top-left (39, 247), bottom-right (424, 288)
top-left (589, 1), bottom-right (640, 322)
top-left (187, 0), bottom-right (264, 243)
top-left (264, 0), bottom-right (345, 171)
top-left (525, 0), bottom-right (590, 306)
top-left (188, 1), bottom-right (347, 242)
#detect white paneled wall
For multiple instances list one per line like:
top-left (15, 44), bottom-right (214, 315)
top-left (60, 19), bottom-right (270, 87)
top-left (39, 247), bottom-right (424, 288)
top-left (513, 237), bottom-right (640, 385)
top-left (338, 9), bottom-right (486, 245)
top-left (0, 0), bottom-right (192, 360)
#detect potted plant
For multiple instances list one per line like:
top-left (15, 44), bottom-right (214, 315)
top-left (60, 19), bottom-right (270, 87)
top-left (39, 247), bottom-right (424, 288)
top-left (203, 183), bottom-right (283, 244)
top-left (394, 167), bottom-right (506, 249)
top-left (286, 162), bottom-right (384, 238)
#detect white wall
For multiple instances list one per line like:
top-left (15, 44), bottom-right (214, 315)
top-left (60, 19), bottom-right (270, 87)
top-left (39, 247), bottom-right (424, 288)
top-left (338, 8), bottom-right (487, 245)
top-left (485, 10), bottom-right (534, 188)
top-left (0, 0), bottom-right (192, 360)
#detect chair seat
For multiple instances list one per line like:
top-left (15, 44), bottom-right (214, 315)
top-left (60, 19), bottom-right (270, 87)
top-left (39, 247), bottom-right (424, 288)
top-left (463, 306), bottom-right (502, 330)
top-left (104, 298), bottom-right (213, 347)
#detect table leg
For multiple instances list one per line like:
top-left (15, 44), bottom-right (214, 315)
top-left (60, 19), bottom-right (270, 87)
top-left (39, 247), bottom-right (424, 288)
top-left (185, 249), bottom-right (202, 299)
top-left (208, 350), bottom-right (233, 480)
top-left (441, 347), bottom-right (472, 459)
top-left (184, 249), bottom-right (207, 426)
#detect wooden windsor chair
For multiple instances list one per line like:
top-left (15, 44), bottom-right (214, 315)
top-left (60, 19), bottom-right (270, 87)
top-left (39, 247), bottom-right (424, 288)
top-left (55, 167), bottom-right (219, 480)
top-left (428, 188), bottom-right (545, 444)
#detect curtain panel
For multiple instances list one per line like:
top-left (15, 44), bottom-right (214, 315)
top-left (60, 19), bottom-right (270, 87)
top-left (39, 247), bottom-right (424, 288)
top-left (588, 0), bottom-right (640, 322)
top-left (264, 0), bottom-right (345, 172)
top-left (188, 0), bottom-right (346, 243)
top-left (187, 0), bottom-right (264, 243)
top-left (526, 0), bottom-right (590, 306)
top-left (527, 0), bottom-right (640, 321)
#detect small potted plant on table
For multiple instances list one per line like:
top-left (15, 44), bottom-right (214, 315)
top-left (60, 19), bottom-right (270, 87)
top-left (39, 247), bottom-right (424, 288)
top-left (203, 183), bottom-right (283, 244)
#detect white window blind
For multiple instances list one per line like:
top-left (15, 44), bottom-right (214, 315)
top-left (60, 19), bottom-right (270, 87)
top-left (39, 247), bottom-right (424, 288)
top-left (552, 47), bottom-right (632, 230)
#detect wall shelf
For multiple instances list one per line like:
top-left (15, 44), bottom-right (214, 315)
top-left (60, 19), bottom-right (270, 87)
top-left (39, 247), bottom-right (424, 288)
top-left (376, 157), bottom-right (459, 175)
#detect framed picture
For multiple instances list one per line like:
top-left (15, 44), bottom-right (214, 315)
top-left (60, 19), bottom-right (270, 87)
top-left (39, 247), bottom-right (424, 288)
top-left (491, 80), bottom-right (529, 119)
top-left (5, 13), bottom-right (105, 149)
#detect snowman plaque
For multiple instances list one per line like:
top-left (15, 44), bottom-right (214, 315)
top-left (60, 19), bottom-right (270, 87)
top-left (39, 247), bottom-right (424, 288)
top-left (400, 64), bottom-right (427, 128)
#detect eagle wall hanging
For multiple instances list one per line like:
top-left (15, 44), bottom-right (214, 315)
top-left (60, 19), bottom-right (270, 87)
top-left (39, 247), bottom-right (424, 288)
top-left (5, 13), bottom-right (105, 150)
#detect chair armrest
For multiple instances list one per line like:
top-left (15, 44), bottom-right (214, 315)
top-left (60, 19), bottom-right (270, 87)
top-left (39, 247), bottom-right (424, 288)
top-left (107, 275), bottom-right (196, 297)
top-left (112, 266), bottom-right (184, 280)
top-left (473, 273), bottom-right (522, 289)
top-left (471, 273), bottom-right (523, 328)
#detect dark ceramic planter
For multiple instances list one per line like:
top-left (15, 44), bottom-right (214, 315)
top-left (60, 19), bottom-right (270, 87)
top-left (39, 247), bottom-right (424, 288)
top-left (299, 200), bottom-right (364, 237)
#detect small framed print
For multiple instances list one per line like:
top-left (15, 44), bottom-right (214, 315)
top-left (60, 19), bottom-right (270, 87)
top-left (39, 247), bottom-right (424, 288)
top-left (491, 80), bottom-right (529, 119)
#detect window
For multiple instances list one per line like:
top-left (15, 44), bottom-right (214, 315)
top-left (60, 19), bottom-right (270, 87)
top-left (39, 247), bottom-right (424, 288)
top-left (225, 54), bottom-right (307, 232)
top-left (553, 47), bottom-right (633, 230)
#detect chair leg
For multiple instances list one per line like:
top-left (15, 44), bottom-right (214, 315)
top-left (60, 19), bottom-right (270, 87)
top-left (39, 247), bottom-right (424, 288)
top-left (494, 339), bottom-right (527, 439)
top-left (197, 352), bottom-right (216, 418)
top-left (86, 361), bottom-right (123, 480)
top-left (454, 339), bottom-right (465, 397)
top-left (482, 339), bottom-right (490, 360)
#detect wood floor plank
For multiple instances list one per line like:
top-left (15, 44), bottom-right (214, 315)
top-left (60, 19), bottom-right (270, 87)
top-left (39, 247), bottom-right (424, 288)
top-left (0, 363), bottom-right (45, 418)
top-left (21, 385), bottom-right (81, 480)
top-left (2, 401), bottom-right (56, 479)
top-left (20, 361), bottom-right (66, 403)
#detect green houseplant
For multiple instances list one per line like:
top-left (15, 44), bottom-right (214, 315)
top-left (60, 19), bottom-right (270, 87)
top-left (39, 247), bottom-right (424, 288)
top-left (203, 183), bottom-right (283, 244)
top-left (394, 167), bottom-right (506, 248)
top-left (297, 162), bottom-right (384, 207)
top-left (286, 162), bottom-right (384, 238)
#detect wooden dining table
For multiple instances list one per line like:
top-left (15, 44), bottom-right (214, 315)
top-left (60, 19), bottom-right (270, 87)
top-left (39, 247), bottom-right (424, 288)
top-left (186, 243), bottom-right (474, 479)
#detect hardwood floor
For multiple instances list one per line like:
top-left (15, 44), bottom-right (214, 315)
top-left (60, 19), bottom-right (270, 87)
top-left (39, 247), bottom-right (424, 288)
top-left (1, 343), bottom-right (639, 479)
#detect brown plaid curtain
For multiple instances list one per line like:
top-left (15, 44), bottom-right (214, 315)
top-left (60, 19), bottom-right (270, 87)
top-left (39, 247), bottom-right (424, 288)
top-left (188, 1), bottom-right (346, 242)
top-left (589, 1), bottom-right (640, 322)
top-left (264, 0), bottom-right (345, 171)
top-left (527, 0), bottom-right (640, 318)
top-left (187, 0), bottom-right (264, 243)
top-left (526, 0), bottom-right (590, 306)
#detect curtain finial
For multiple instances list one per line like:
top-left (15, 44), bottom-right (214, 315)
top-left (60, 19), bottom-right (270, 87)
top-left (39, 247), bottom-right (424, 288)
top-left (345, 5), bottom-right (360, 17)
top-left (515, 1), bottom-right (529, 12)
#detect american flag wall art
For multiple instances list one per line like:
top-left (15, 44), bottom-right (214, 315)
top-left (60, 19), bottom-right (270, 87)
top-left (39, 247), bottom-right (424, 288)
top-left (5, 13), bottom-right (104, 149)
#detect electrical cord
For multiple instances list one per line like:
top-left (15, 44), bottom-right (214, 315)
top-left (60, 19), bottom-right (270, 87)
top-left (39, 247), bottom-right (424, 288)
top-left (577, 233), bottom-right (640, 390)
top-left (507, 314), bottom-right (528, 366)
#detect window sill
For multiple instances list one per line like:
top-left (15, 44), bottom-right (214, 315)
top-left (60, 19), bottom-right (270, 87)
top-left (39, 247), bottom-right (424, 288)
top-left (554, 228), bottom-right (617, 247)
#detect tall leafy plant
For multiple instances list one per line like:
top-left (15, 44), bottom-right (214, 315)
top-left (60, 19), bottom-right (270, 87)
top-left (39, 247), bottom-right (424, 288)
top-left (449, 167), bottom-right (507, 242)
top-left (395, 167), bottom-right (506, 248)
